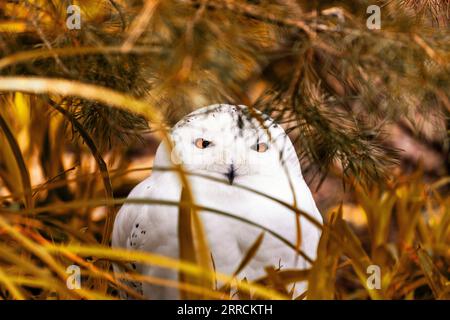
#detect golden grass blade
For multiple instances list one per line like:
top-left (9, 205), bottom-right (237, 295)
top-left (295, 290), bottom-right (308, 300)
top-left (178, 187), bottom-right (214, 299)
top-left (395, 176), bottom-right (425, 248)
top-left (264, 266), bottom-right (290, 296)
top-left (412, 34), bottom-right (447, 66)
top-left (307, 209), bottom-right (342, 299)
top-left (190, 206), bottom-right (215, 295)
top-left (435, 199), bottom-right (450, 243)
top-left (121, 0), bottom-right (160, 52)
top-left (236, 278), bottom-right (251, 300)
top-left (6, 275), bottom-right (57, 290)
top-left (0, 112), bottom-right (33, 209)
top-left (178, 187), bottom-right (199, 299)
top-left (234, 232), bottom-right (265, 277)
top-left (430, 177), bottom-right (450, 191)
top-left (218, 232), bottom-right (265, 296)
top-left (37, 218), bottom-right (99, 245)
top-left (0, 76), bottom-right (165, 131)
top-left (295, 210), bottom-right (302, 252)
top-left (416, 247), bottom-right (449, 299)
top-left (0, 266), bottom-right (25, 300)
top-left (331, 212), bottom-right (383, 300)
top-left (0, 21), bottom-right (28, 33)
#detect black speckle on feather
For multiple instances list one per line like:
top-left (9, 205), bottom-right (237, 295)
top-left (237, 115), bottom-right (244, 130)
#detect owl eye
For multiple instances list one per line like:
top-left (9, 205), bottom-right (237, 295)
top-left (195, 138), bottom-right (212, 149)
top-left (254, 142), bottom-right (268, 153)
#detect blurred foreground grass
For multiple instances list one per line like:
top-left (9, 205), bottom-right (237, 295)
top-left (0, 0), bottom-right (449, 300)
top-left (0, 90), bottom-right (448, 299)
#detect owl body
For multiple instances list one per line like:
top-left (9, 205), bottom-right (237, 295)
top-left (112, 104), bottom-right (322, 299)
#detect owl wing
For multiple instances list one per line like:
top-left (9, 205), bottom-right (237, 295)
top-left (294, 176), bottom-right (323, 261)
top-left (111, 176), bottom-right (154, 298)
top-left (112, 171), bottom-right (181, 299)
top-left (112, 171), bottom-right (181, 249)
top-left (112, 176), bottom-right (152, 250)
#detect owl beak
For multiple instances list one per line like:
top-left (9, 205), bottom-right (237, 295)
top-left (225, 164), bottom-right (235, 185)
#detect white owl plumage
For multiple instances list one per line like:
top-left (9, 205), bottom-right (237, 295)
top-left (112, 104), bottom-right (323, 299)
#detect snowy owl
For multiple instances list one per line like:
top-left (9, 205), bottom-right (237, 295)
top-left (112, 104), bottom-right (323, 299)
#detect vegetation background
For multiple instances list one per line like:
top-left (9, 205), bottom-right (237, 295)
top-left (0, 0), bottom-right (448, 299)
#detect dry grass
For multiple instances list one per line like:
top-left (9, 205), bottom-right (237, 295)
top-left (0, 88), bottom-right (448, 300)
top-left (0, 0), bottom-right (448, 300)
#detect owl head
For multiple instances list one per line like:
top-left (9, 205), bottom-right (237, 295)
top-left (154, 104), bottom-right (301, 184)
